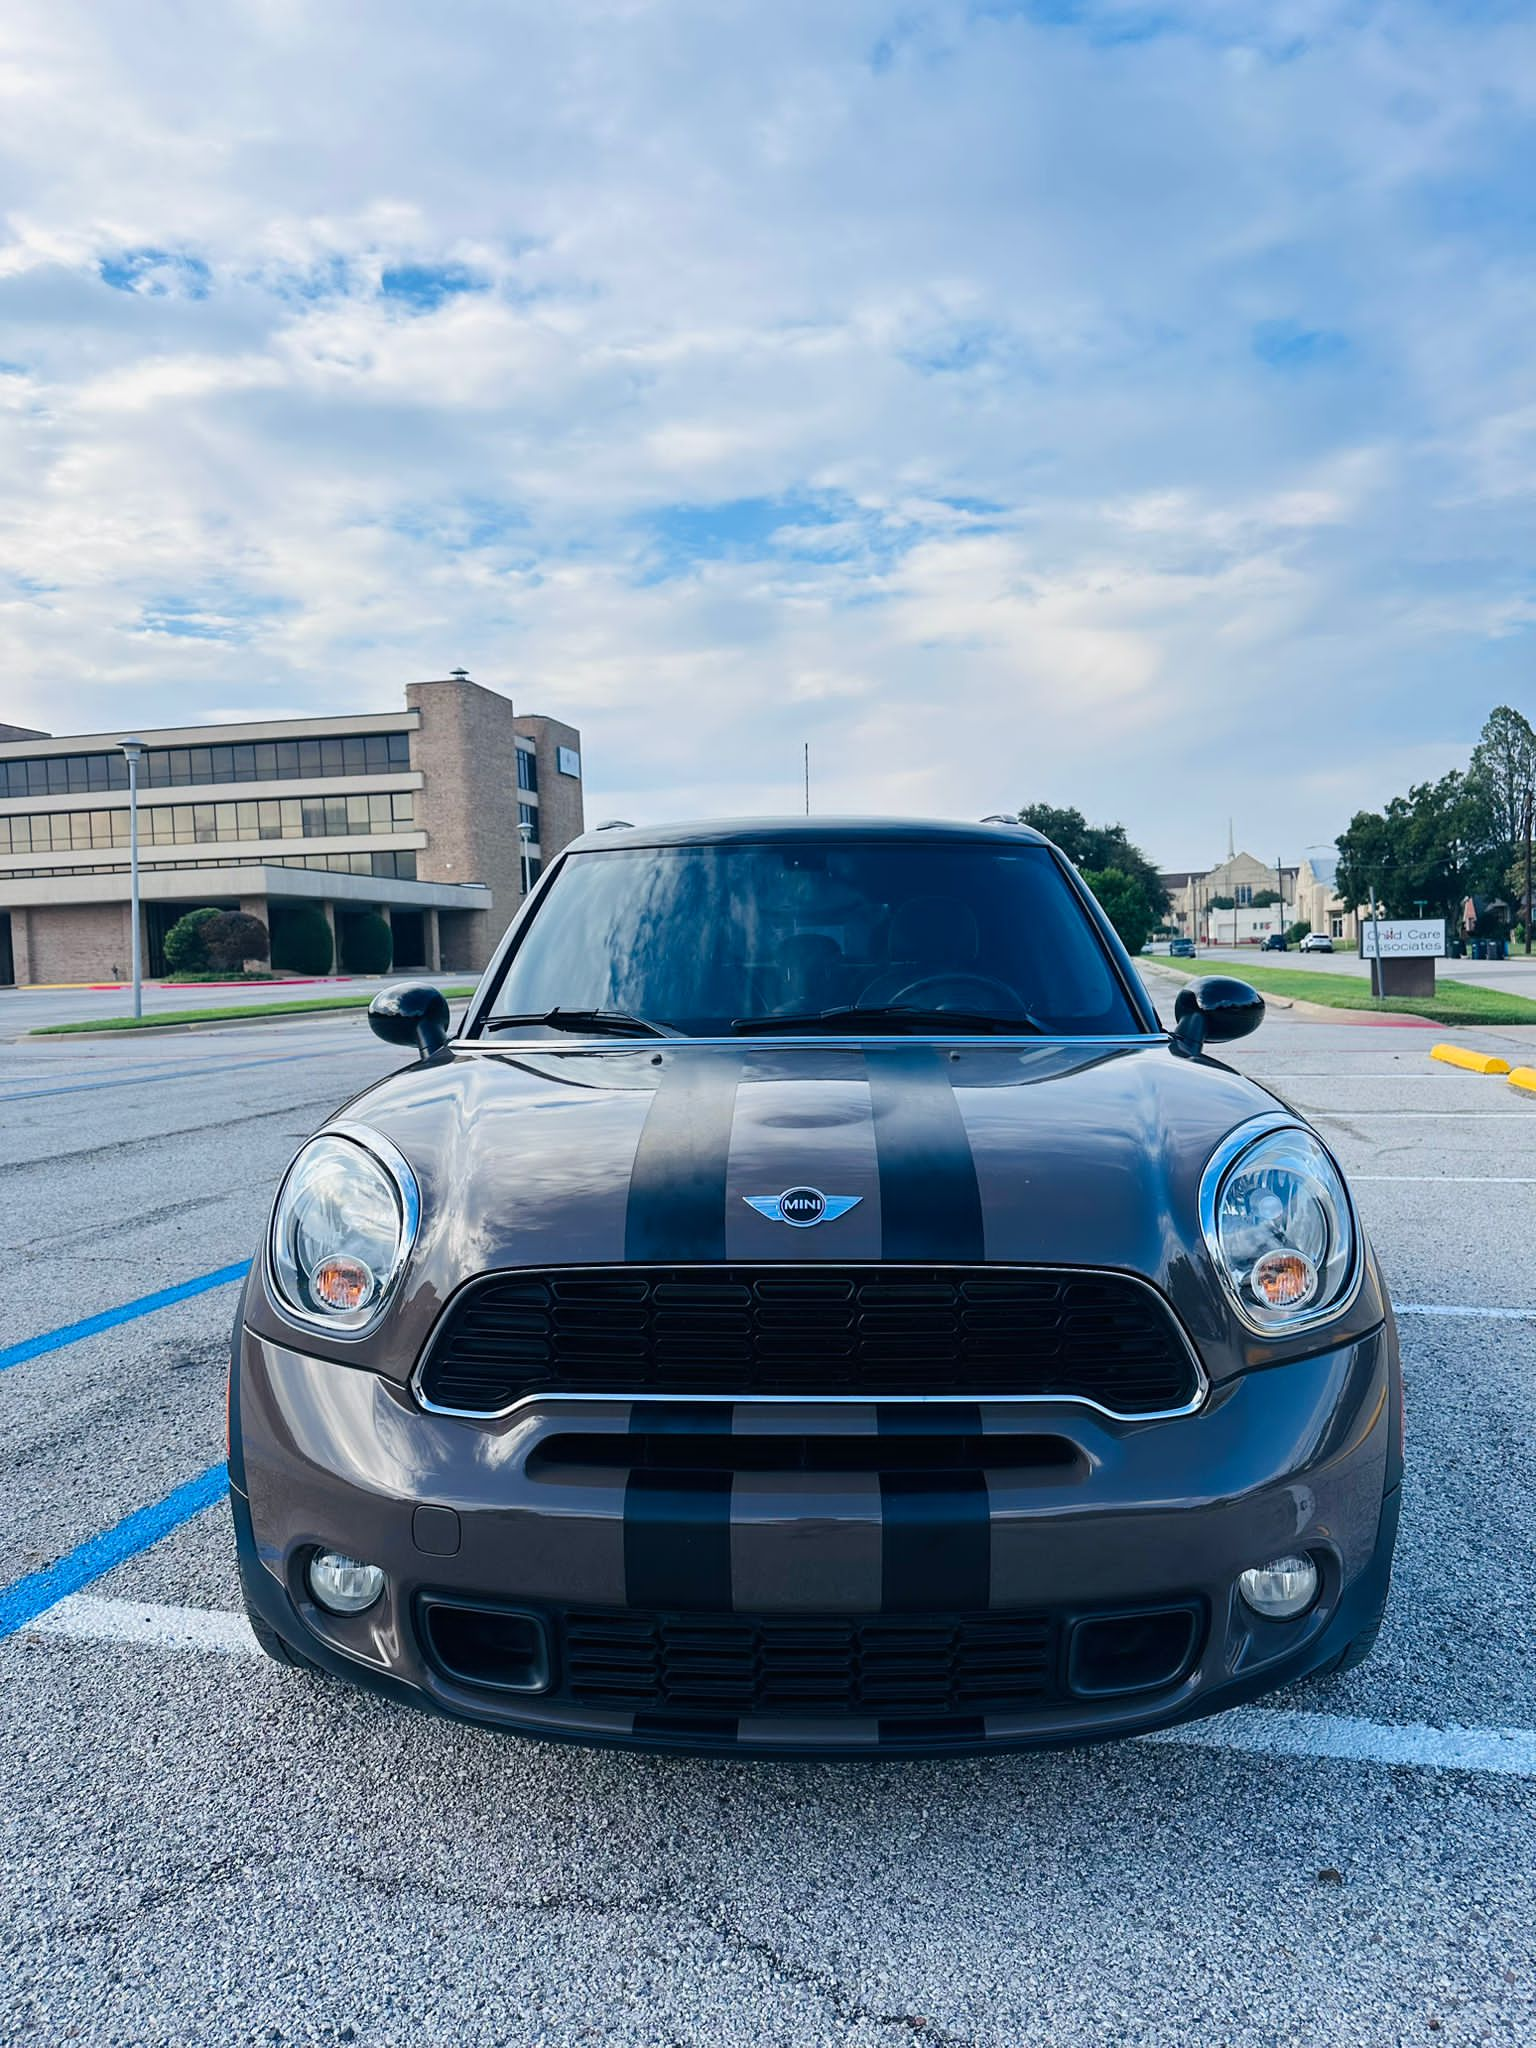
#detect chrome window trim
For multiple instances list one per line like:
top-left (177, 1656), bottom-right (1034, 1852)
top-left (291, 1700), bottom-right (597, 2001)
top-left (264, 1120), bottom-right (421, 1342)
top-left (409, 1262), bottom-right (1209, 1426)
top-left (1197, 1112), bottom-right (1364, 1338)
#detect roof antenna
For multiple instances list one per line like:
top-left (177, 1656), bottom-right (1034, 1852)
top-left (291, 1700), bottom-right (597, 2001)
top-left (804, 741), bottom-right (810, 816)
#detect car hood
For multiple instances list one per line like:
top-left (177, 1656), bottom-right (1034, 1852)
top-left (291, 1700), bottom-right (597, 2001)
top-left (244, 1037), bottom-right (1386, 1383)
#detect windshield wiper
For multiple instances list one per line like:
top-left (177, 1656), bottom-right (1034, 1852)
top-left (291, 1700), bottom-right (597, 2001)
top-left (730, 1004), bottom-right (1048, 1037)
top-left (486, 1008), bottom-right (672, 1039)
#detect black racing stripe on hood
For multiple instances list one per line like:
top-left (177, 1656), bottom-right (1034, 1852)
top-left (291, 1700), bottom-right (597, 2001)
top-left (625, 1050), bottom-right (745, 1263)
top-left (865, 1046), bottom-right (985, 1261)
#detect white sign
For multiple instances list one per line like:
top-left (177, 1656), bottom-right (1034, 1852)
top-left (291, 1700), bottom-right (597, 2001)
top-left (557, 745), bottom-right (581, 778)
top-left (1360, 919), bottom-right (1445, 959)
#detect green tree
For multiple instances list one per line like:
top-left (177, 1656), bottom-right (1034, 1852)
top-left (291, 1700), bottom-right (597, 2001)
top-left (1081, 866), bottom-right (1156, 955)
top-left (340, 911), bottom-right (393, 974)
top-left (1469, 705), bottom-right (1536, 851)
top-left (162, 906), bottom-right (221, 974)
top-left (201, 911), bottom-right (269, 972)
top-left (1336, 771), bottom-right (1499, 922)
top-left (1016, 804), bottom-right (1169, 916)
top-left (271, 904), bottom-right (334, 975)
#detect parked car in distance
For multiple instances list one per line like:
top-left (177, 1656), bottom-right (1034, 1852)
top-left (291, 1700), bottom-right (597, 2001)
top-left (1300, 933), bottom-right (1335, 953)
top-left (231, 816), bottom-right (1400, 1758)
top-left (1169, 936), bottom-right (1197, 958)
top-left (1262, 933), bottom-right (1287, 951)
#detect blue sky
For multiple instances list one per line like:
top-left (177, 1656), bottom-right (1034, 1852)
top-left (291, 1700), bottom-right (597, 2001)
top-left (0, 0), bottom-right (1533, 866)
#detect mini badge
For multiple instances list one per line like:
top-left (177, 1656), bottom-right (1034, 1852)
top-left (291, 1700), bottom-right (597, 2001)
top-left (743, 1186), bottom-right (862, 1228)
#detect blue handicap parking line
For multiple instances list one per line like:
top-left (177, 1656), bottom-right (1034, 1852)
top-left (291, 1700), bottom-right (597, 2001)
top-left (0, 1262), bottom-right (251, 1373)
top-left (0, 1463), bottom-right (229, 1640)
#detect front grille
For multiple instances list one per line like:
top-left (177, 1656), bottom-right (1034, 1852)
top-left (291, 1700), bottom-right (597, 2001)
top-left (558, 1608), bottom-right (1058, 1718)
top-left (417, 1266), bottom-right (1199, 1417)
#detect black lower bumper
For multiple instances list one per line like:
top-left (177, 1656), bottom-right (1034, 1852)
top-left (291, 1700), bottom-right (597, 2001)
top-left (230, 1316), bottom-right (1401, 1758)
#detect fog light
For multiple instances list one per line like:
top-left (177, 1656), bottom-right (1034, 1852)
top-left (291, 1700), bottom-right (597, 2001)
top-left (308, 1551), bottom-right (385, 1615)
top-left (1238, 1554), bottom-right (1319, 1620)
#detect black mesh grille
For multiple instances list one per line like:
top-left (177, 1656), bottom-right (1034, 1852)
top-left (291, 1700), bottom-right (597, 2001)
top-left (558, 1608), bottom-right (1058, 1718)
top-left (418, 1266), bottom-right (1199, 1417)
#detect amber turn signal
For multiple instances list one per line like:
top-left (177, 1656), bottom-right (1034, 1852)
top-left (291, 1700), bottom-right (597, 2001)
top-left (1249, 1247), bottom-right (1317, 1310)
top-left (311, 1254), bottom-right (376, 1312)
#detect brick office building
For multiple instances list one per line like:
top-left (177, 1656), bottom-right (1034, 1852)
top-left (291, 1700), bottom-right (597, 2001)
top-left (0, 674), bottom-right (583, 985)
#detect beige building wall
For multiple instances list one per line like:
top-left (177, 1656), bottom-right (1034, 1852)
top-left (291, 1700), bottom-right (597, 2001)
top-left (13, 901), bottom-right (135, 985)
top-left (515, 713), bottom-right (585, 861)
top-left (1294, 857), bottom-right (1358, 943)
top-left (407, 676), bottom-right (586, 973)
top-left (409, 675), bottom-right (529, 971)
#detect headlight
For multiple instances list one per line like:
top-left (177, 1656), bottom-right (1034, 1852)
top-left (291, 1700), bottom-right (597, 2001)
top-left (1201, 1123), bottom-right (1357, 1333)
top-left (267, 1126), bottom-right (419, 1332)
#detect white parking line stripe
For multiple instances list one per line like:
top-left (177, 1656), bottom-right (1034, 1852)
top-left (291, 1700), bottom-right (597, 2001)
top-left (1353, 1175), bottom-right (1536, 1183)
top-left (1395, 1304), bottom-right (1536, 1321)
top-left (17, 1596), bottom-right (1536, 1777)
top-left (1313, 1112), bottom-right (1536, 1120)
top-left (1145, 1707), bottom-right (1536, 1777)
top-left (25, 1593), bottom-right (258, 1656)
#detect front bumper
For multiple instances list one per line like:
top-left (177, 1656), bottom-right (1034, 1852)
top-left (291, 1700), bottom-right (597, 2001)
top-left (231, 1322), bottom-right (1400, 1757)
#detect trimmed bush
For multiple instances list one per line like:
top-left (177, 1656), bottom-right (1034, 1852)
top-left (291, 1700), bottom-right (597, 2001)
top-left (339, 912), bottom-right (392, 975)
top-left (162, 907), bottom-right (221, 974)
top-left (202, 911), bottom-right (270, 972)
top-left (271, 904), bottom-right (334, 976)
top-left (1286, 920), bottom-right (1312, 945)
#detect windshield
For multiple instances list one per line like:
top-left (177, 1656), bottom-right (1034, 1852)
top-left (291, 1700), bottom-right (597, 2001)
top-left (482, 839), bottom-right (1145, 1038)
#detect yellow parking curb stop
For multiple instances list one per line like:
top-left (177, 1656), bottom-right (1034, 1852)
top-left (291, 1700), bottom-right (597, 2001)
top-left (1430, 1043), bottom-right (1511, 1076)
top-left (1508, 1066), bottom-right (1536, 1095)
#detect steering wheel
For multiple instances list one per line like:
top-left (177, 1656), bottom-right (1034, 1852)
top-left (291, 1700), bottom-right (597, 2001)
top-left (862, 972), bottom-right (1032, 1016)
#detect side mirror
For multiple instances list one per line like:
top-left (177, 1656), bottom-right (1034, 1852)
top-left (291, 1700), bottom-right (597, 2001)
top-left (369, 982), bottom-right (452, 1059)
top-left (1172, 976), bottom-right (1264, 1056)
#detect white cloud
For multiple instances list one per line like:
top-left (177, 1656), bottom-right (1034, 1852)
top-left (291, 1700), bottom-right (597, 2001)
top-left (0, 0), bottom-right (1532, 863)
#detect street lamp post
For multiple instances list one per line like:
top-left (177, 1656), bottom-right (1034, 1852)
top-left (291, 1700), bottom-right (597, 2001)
top-left (518, 820), bottom-right (533, 899)
top-left (117, 737), bottom-right (146, 1019)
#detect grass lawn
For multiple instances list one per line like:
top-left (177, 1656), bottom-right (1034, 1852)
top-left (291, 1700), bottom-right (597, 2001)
top-left (32, 989), bottom-right (476, 1035)
top-left (1143, 959), bottom-right (1536, 1026)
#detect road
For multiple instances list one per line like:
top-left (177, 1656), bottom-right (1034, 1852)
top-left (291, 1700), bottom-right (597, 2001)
top-left (0, 975), bottom-right (414, 1038)
top-left (1, 996), bottom-right (1534, 2045)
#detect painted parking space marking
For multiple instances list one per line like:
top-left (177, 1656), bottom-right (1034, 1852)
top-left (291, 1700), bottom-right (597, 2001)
top-left (28, 1592), bottom-right (258, 1656)
top-left (15, 1591), bottom-right (1536, 1781)
top-left (1353, 1174), bottom-right (1536, 1183)
top-left (1144, 1708), bottom-right (1536, 1776)
top-left (1395, 1303), bottom-right (1536, 1322)
top-left (0, 1464), bottom-right (225, 1640)
top-left (0, 1261), bottom-right (250, 1372)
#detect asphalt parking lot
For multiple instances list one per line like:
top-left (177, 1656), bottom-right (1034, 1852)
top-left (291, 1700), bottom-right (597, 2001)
top-left (2, 990), bottom-right (1535, 2046)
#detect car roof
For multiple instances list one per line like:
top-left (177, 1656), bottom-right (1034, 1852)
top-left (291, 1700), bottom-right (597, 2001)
top-left (563, 815), bottom-right (1052, 853)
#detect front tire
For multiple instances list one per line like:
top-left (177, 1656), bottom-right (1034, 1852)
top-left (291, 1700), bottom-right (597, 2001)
top-left (1314, 1614), bottom-right (1385, 1677)
top-left (236, 1547), bottom-right (316, 1670)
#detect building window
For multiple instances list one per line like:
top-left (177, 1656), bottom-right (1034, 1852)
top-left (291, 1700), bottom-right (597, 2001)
top-left (516, 748), bottom-right (538, 792)
top-left (0, 731), bottom-right (412, 800)
top-left (1235, 884), bottom-right (1253, 907)
top-left (518, 801), bottom-right (538, 833)
top-left (0, 789), bottom-right (416, 858)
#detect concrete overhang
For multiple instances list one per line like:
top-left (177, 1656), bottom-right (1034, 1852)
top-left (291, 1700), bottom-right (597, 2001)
top-left (0, 866), bottom-right (490, 913)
